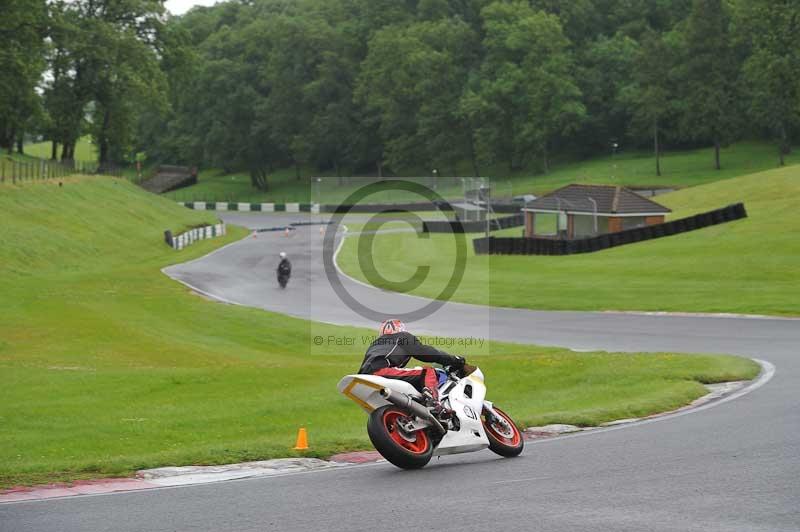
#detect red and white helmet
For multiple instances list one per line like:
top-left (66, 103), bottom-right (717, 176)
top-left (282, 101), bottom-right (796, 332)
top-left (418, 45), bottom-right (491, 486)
top-left (379, 319), bottom-right (406, 336)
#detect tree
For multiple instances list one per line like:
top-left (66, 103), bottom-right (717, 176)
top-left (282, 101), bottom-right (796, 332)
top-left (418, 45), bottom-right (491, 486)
top-left (0, 0), bottom-right (47, 152)
top-left (356, 18), bottom-right (480, 173)
top-left (467, 1), bottom-right (584, 172)
top-left (576, 33), bottom-right (639, 155)
top-left (737, 0), bottom-right (800, 166)
top-left (42, 0), bottom-right (166, 165)
top-left (677, 0), bottom-right (741, 170)
top-left (622, 30), bottom-right (680, 176)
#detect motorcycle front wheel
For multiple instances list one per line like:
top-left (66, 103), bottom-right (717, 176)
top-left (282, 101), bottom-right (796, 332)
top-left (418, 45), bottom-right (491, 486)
top-left (482, 406), bottom-right (524, 457)
top-left (367, 405), bottom-right (434, 469)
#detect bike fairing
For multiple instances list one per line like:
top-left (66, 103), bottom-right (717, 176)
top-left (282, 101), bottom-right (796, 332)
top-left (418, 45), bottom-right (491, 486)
top-left (338, 362), bottom-right (524, 468)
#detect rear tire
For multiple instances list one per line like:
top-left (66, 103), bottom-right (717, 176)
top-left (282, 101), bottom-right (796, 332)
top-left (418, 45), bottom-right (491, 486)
top-left (367, 405), bottom-right (434, 469)
top-left (482, 406), bottom-right (524, 457)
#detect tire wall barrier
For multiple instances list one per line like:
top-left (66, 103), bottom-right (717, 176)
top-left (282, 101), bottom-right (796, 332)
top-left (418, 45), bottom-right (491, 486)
top-left (422, 213), bottom-right (524, 233)
top-left (182, 202), bottom-right (318, 214)
top-left (323, 202), bottom-right (520, 213)
top-left (473, 203), bottom-right (747, 256)
top-left (164, 223), bottom-right (226, 250)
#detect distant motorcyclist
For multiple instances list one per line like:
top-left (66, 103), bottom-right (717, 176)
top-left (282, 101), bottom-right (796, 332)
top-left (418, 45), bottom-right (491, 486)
top-left (358, 319), bottom-right (465, 419)
top-left (277, 251), bottom-right (291, 288)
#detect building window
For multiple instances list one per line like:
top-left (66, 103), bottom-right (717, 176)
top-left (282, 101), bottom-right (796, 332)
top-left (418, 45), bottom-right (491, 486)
top-left (621, 216), bottom-right (646, 230)
top-left (573, 214), bottom-right (609, 237)
top-left (533, 213), bottom-right (558, 235)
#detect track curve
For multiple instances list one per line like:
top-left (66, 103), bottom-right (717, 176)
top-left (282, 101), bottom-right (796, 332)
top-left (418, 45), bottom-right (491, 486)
top-left (3, 212), bottom-right (798, 532)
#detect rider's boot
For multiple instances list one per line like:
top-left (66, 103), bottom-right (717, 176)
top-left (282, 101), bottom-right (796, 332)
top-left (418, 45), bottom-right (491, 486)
top-left (422, 387), bottom-right (454, 422)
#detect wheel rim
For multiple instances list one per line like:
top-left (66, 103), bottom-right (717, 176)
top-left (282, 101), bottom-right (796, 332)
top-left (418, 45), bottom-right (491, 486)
top-left (383, 410), bottom-right (430, 454)
top-left (483, 408), bottom-right (522, 447)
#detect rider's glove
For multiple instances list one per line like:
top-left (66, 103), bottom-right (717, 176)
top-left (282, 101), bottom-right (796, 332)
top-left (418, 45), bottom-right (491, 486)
top-left (450, 356), bottom-right (466, 369)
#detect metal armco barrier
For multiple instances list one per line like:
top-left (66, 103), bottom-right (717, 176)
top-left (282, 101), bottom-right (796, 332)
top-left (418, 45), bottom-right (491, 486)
top-left (423, 213), bottom-right (524, 233)
top-left (473, 203), bottom-right (747, 256)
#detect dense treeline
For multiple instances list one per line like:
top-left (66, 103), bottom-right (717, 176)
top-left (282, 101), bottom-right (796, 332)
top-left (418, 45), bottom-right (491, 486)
top-left (1, 0), bottom-right (166, 166)
top-left (2, 0), bottom-right (799, 187)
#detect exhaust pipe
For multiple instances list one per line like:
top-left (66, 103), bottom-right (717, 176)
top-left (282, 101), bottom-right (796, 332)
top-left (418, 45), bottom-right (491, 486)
top-left (380, 388), bottom-right (446, 435)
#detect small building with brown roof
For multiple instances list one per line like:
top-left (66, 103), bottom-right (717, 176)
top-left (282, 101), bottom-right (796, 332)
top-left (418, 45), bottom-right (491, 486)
top-left (522, 184), bottom-right (672, 239)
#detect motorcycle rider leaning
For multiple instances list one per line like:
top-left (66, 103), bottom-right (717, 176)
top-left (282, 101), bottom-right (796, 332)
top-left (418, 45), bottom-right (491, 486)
top-left (359, 319), bottom-right (465, 419)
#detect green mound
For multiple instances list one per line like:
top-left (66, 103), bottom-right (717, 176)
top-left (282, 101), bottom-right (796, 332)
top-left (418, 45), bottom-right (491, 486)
top-left (338, 165), bottom-right (800, 315)
top-left (0, 176), bottom-right (758, 488)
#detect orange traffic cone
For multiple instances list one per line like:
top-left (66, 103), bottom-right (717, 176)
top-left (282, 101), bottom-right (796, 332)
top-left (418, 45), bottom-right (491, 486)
top-left (293, 427), bottom-right (309, 450)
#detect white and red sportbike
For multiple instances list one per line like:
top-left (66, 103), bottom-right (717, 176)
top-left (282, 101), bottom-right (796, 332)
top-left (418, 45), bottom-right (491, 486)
top-left (338, 363), bottom-right (524, 469)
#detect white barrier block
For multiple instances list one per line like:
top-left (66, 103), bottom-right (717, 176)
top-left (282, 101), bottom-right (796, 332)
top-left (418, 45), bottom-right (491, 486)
top-left (311, 203), bottom-right (320, 214)
top-left (215, 202), bottom-right (228, 211)
top-left (193, 202), bottom-right (206, 210)
top-left (261, 203), bottom-right (275, 212)
top-left (206, 226), bottom-right (213, 238)
top-left (237, 203), bottom-right (250, 212)
top-left (286, 203), bottom-right (300, 213)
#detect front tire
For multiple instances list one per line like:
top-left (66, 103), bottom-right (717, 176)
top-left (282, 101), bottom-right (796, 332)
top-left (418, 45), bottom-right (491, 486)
top-left (367, 405), bottom-right (434, 469)
top-left (482, 406), bottom-right (524, 457)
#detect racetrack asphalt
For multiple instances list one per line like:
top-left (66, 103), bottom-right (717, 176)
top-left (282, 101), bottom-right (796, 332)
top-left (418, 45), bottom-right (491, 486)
top-left (3, 212), bottom-right (798, 532)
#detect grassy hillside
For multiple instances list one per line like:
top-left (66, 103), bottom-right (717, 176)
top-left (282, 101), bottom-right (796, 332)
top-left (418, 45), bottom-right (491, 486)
top-left (165, 141), bottom-right (797, 203)
top-left (338, 165), bottom-right (800, 315)
top-left (21, 136), bottom-right (97, 161)
top-left (0, 177), bottom-right (758, 487)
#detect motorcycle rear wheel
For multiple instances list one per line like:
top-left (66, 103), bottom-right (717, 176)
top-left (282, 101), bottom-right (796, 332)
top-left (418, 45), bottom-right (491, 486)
top-left (482, 406), bottom-right (524, 457)
top-left (367, 405), bottom-right (434, 469)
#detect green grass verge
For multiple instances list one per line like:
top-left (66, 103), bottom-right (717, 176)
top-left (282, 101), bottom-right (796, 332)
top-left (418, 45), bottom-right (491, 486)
top-left (164, 141), bottom-right (796, 203)
top-left (0, 177), bottom-right (758, 488)
top-left (338, 165), bottom-right (800, 315)
top-left (21, 136), bottom-right (97, 162)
